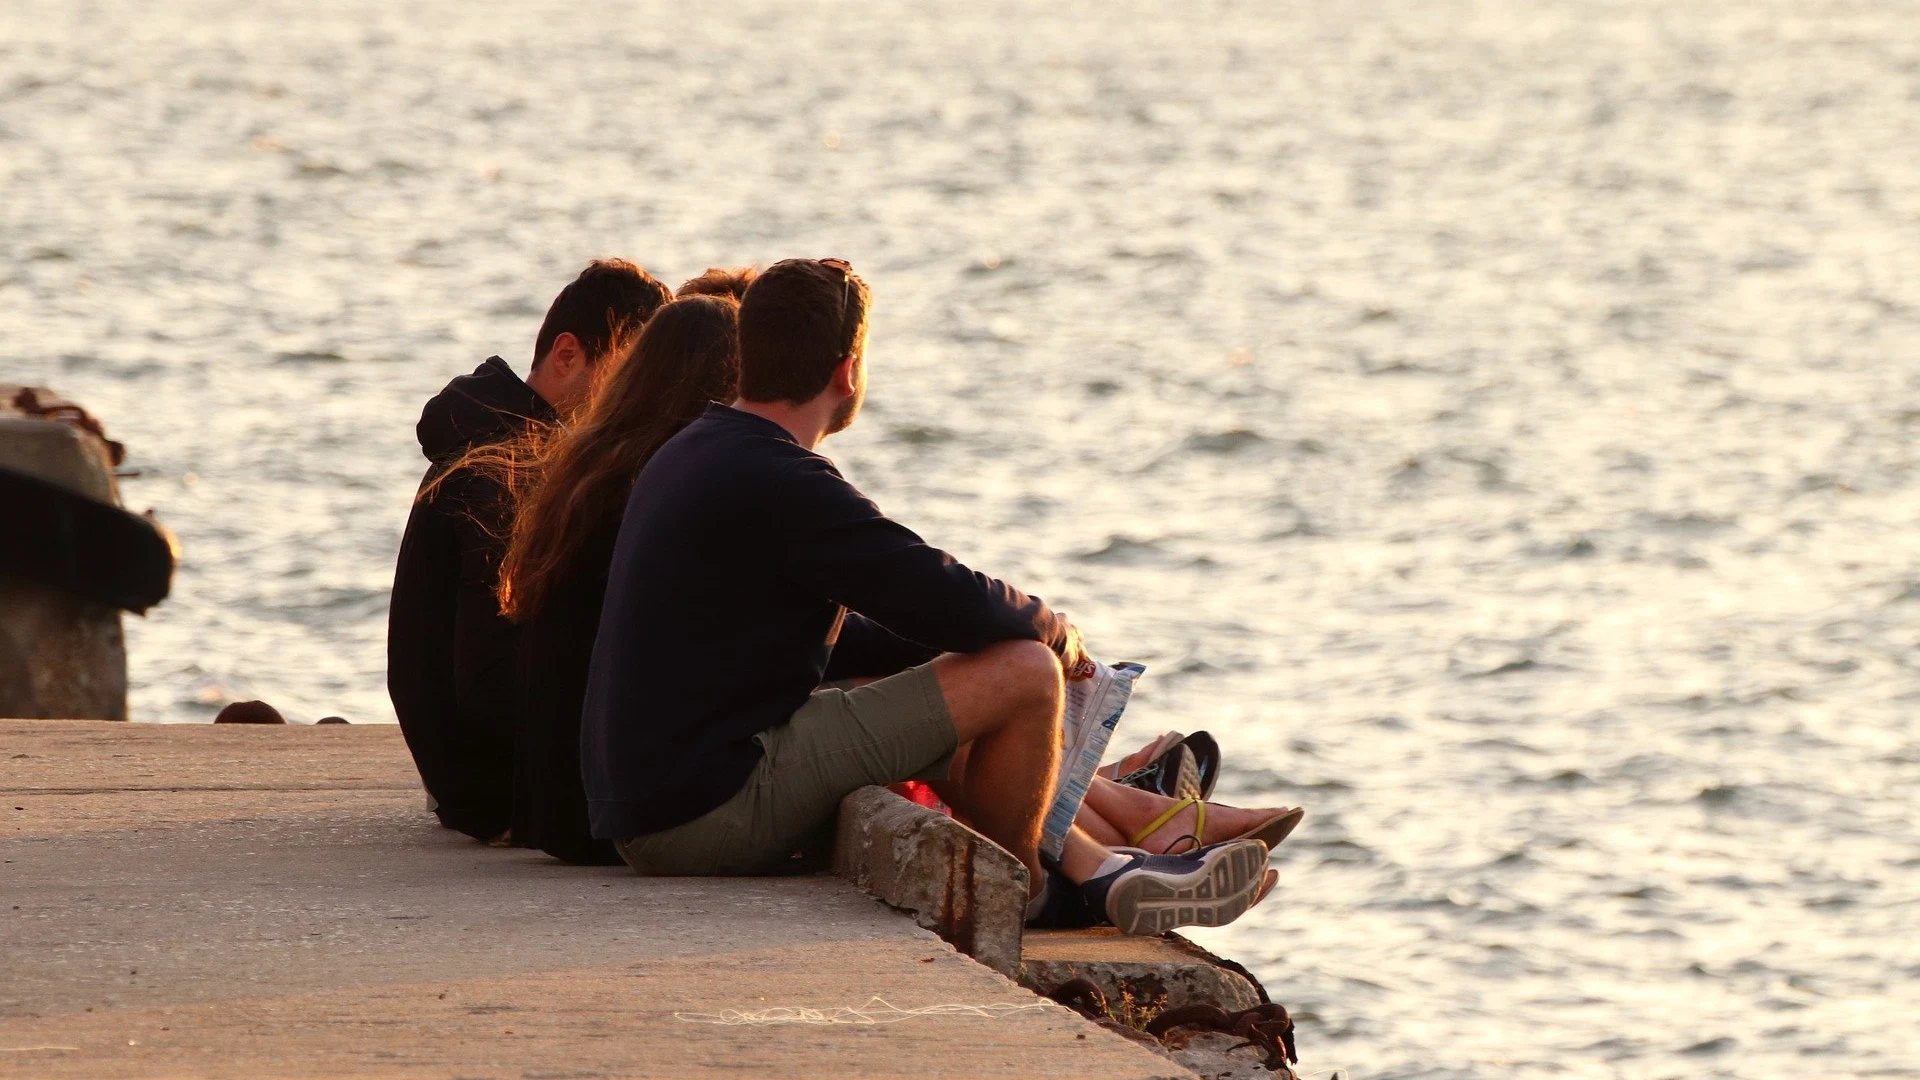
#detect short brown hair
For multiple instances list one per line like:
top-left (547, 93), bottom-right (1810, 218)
top-left (532, 259), bottom-right (672, 369)
top-left (736, 258), bottom-right (868, 404)
top-left (676, 266), bottom-right (758, 302)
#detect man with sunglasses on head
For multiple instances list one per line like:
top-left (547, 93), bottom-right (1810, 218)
top-left (579, 258), bottom-right (1270, 933)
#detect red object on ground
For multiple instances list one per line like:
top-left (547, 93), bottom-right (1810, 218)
top-left (893, 780), bottom-right (952, 816)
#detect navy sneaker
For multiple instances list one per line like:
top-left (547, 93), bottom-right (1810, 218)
top-left (1024, 868), bottom-right (1101, 929)
top-left (1078, 839), bottom-right (1269, 935)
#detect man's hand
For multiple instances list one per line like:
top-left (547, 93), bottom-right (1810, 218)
top-left (1059, 621), bottom-right (1094, 680)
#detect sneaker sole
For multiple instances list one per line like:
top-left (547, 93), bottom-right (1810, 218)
top-left (1173, 747), bottom-right (1202, 801)
top-left (1105, 839), bottom-right (1269, 935)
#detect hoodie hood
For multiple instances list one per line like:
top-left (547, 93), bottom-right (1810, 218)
top-left (416, 357), bottom-right (554, 465)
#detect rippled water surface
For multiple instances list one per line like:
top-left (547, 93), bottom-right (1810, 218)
top-left (5, 1), bottom-right (1919, 1075)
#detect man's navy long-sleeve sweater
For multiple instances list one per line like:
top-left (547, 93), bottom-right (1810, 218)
top-left (581, 404), bottom-right (1070, 840)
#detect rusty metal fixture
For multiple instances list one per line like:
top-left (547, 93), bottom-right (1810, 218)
top-left (1044, 977), bottom-right (1162, 1048)
top-left (1049, 976), bottom-right (1302, 1070)
top-left (1146, 1000), bottom-right (1299, 1076)
top-left (1047, 976), bottom-right (1109, 1018)
top-left (9, 386), bottom-right (125, 465)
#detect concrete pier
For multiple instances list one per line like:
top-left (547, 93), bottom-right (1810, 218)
top-left (0, 720), bottom-right (1196, 1079)
top-left (2, 386), bottom-right (176, 722)
top-left (0, 405), bottom-right (128, 721)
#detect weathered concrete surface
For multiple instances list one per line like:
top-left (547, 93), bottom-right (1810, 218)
top-left (0, 412), bottom-right (118, 500)
top-left (0, 410), bottom-right (126, 721)
top-left (0, 721), bottom-right (1194, 1079)
top-left (834, 785), bottom-right (1028, 979)
top-left (1021, 929), bottom-right (1265, 1016)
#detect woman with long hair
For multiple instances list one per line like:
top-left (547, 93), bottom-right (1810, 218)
top-left (452, 292), bottom-right (742, 863)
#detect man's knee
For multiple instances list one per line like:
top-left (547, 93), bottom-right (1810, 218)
top-left (936, 638), bottom-right (1064, 742)
top-left (980, 638), bottom-right (1062, 713)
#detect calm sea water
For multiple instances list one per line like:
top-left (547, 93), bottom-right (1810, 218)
top-left (5, 1), bottom-right (1917, 1075)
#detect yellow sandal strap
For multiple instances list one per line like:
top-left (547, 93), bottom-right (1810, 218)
top-left (1128, 797), bottom-right (1205, 849)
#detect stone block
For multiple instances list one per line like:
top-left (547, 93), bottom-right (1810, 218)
top-left (0, 413), bottom-right (118, 500)
top-left (0, 411), bottom-right (127, 721)
top-left (1020, 928), bottom-right (1264, 1015)
top-left (833, 785), bottom-right (1028, 978)
top-left (0, 581), bottom-right (127, 721)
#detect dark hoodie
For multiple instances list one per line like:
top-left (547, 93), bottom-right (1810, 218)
top-left (388, 357), bottom-right (552, 840)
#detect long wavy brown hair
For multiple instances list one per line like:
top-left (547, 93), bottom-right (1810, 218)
top-left (439, 294), bottom-right (739, 622)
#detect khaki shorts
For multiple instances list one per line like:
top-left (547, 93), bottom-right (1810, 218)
top-left (614, 662), bottom-right (956, 876)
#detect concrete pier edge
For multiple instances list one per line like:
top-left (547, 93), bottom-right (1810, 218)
top-left (830, 786), bottom-right (1267, 1015)
top-left (3, 719), bottom-right (1204, 1079)
top-left (832, 784), bottom-right (1028, 978)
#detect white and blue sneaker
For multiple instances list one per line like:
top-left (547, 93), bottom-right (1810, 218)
top-left (1078, 838), bottom-right (1270, 935)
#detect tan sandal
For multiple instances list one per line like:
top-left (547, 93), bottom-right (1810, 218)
top-left (1248, 807), bottom-right (1304, 850)
top-left (1128, 796), bottom-right (1207, 853)
top-left (1128, 798), bottom-right (1304, 856)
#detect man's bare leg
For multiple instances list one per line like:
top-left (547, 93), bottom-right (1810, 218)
top-left (923, 639), bottom-right (1063, 896)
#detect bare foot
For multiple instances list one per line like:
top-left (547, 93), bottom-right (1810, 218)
top-left (1131, 799), bottom-right (1299, 855)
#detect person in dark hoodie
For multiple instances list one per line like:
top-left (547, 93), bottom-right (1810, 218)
top-left (447, 284), bottom-right (747, 863)
top-left (387, 259), bottom-right (672, 842)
